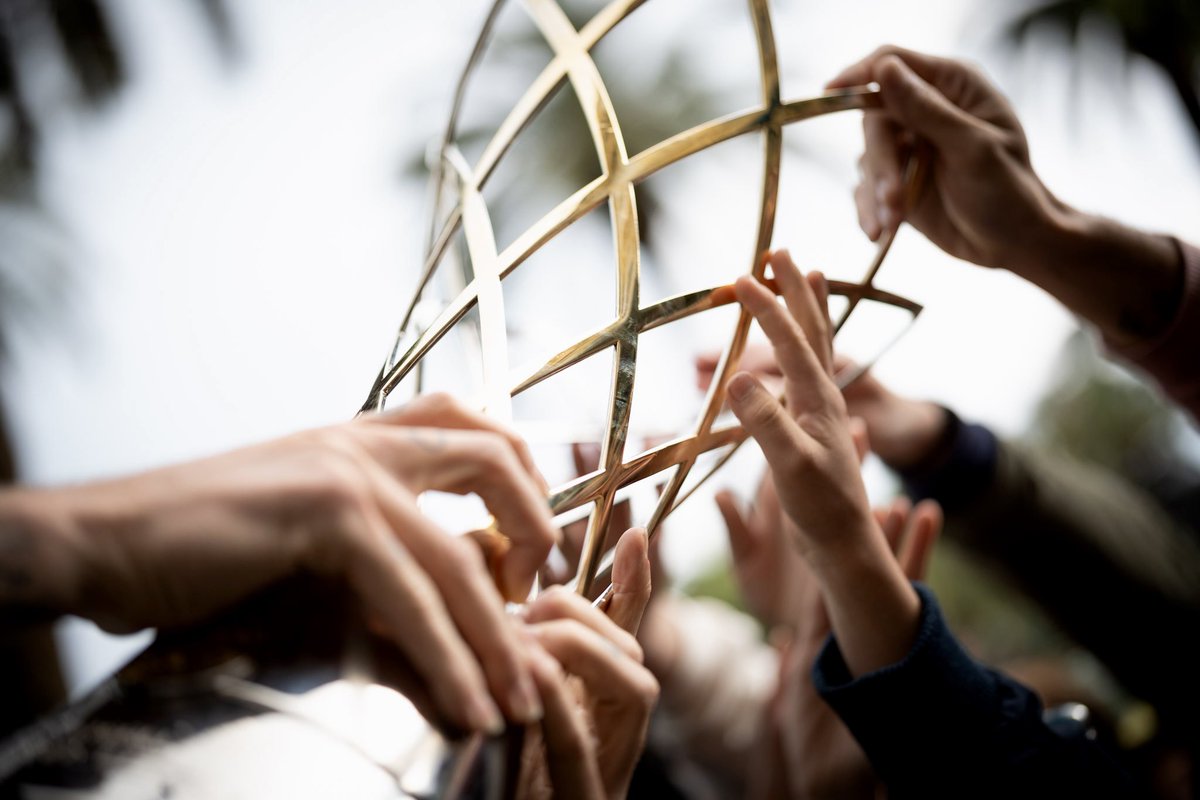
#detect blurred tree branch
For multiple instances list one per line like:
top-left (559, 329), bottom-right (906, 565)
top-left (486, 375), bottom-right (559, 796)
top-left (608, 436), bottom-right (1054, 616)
top-left (1005, 0), bottom-right (1200, 143)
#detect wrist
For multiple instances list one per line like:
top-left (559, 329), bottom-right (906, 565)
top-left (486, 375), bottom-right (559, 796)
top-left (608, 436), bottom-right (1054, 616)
top-left (804, 520), bottom-right (922, 676)
top-left (0, 489), bottom-right (93, 619)
top-left (1010, 205), bottom-right (1183, 346)
top-left (873, 402), bottom-right (949, 470)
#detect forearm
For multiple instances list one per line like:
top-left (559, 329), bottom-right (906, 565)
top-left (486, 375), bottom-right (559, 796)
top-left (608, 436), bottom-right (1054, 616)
top-left (1016, 206), bottom-right (1183, 348)
top-left (814, 584), bottom-right (1140, 799)
top-left (809, 528), bottom-right (921, 678)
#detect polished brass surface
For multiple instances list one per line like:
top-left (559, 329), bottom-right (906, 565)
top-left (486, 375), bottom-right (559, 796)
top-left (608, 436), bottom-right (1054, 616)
top-left (361, 0), bottom-right (923, 599)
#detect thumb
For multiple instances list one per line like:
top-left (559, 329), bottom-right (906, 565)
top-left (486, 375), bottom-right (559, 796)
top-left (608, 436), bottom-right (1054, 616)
top-left (606, 527), bottom-right (652, 635)
top-left (728, 372), bottom-right (810, 480)
top-left (876, 54), bottom-right (983, 149)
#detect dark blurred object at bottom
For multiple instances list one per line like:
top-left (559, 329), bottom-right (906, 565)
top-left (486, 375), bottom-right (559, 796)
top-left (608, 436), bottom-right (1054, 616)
top-left (0, 576), bottom-right (519, 799)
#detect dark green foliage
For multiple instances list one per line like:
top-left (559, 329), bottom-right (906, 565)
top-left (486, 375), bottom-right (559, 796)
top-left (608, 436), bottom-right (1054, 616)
top-left (1007, 0), bottom-right (1200, 142)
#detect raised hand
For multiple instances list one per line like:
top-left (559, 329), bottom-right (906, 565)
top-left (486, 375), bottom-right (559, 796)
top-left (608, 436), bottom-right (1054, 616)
top-left (727, 249), bottom-right (921, 677)
top-left (518, 528), bottom-right (658, 800)
top-left (829, 45), bottom-right (1182, 347)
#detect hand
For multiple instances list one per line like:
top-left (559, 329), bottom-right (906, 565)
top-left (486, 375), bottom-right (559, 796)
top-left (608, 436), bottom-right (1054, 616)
top-left (715, 415), bottom-right (871, 632)
top-left (836, 355), bottom-right (948, 471)
top-left (829, 45), bottom-right (1182, 345)
top-left (756, 498), bottom-right (943, 800)
top-left (727, 250), bottom-right (870, 561)
top-left (518, 528), bottom-right (658, 800)
top-left (728, 249), bottom-right (920, 676)
top-left (702, 343), bottom-right (948, 472)
top-left (0, 393), bottom-right (558, 734)
top-left (828, 45), bottom-right (1062, 272)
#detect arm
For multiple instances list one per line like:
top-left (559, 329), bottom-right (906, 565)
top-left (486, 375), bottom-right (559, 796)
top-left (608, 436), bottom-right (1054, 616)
top-left (813, 584), bottom-right (1138, 799)
top-left (830, 46), bottom-right (1199, 415)
top-left (0, 393), bottom-right (558, 735)
top-left (729, 249), bottom-right (1139, 797)
top-left (840, 365), bottom-right (1200, 725)
top-left (728, 250), bottom-right (920, 677)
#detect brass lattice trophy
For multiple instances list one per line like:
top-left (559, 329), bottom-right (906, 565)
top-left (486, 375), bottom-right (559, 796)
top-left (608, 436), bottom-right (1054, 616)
top-left (0, 1), bottom-right (920, 797)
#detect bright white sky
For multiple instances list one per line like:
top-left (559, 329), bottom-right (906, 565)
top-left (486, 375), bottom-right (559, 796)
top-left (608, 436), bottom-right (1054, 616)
top-left (3, 0), bottom-right (1198, 693)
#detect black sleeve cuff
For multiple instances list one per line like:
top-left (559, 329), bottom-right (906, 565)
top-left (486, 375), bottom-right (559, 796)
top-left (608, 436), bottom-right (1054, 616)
top-left (897, 410), bottom-right (999, 513)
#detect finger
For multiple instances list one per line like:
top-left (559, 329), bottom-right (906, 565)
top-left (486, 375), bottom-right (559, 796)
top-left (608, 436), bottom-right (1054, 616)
top-left (372, 392), bottom-right (546, 490)
top-left (529, 619), bottom-right (658, 700)
top-left (606, 527), bottom-right (652, 635)
top-left (716, 489), bottom-right (759, 564)
top-left (826, 44), bottom-right (962, 90)
top-left (875, 54), bottom-right (987, 150)
top-left (366, 472), bottom-right (543, 724)
top-left (359, 426), bottom-right (558, 600)
top-left (523, 586), bottom-right (644, 663)
top-left (863, 111), bottom-right (906, 230)
top-left (768, 251), bottom-right (832, 375)
top-left (898, 499), bottom-right (943, 581)
top-left (346, 512), bottom-right (504, 735)
top-left (734, 276), bottom-right (828, 410)
top-left (528, 647), bottom-right (605, 800)
top-left (855, 179), bottom-right (882, 241)
top-left (727, 372), bottom-right (815, 478)
top-left (752, 467), bottom-right (784, 532)
top-left (878, 495), bottom-right (912, 554)
top-left (848, 416), bottom-right (870, 464)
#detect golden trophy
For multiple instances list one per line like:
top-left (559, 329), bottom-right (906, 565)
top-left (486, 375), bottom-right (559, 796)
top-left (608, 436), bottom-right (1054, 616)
top-left (0, 1), bottom-right (921, 796)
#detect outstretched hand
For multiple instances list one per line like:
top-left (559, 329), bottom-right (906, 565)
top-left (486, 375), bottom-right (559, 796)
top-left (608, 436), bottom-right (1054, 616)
top-left (1, 393), bottom-right (559, 735)
top-left (727, 249), bottom-right (921, 677)
top-left (518, 528), bottom-right (658, 800)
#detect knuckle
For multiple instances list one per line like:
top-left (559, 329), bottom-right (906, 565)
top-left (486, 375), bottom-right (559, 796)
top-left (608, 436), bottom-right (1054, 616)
top-left (535, 588), bottom-right (582, 620)
top-left (474, 431), bottom-right (514, 470)
top-left (446, 536), bottom-right (489, 578)
top-left (631, 669), bottom-right (660, 710)
top-left (423, 391), bottom-right (458, 413)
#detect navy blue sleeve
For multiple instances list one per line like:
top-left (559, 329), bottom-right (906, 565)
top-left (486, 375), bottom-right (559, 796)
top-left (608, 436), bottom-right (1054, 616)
top-left (812, 584), bottom-right (1141, 799)
top-left (896, 409), bottom-right (999, 513)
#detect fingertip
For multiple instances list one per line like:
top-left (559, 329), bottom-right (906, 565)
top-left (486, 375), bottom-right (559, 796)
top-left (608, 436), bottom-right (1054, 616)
top-left (615, 526), bottom-right (649, 570)
top-left (727, 370), bottom-right (763, 403)
top-left (807, 271), bottom-right (829, 305)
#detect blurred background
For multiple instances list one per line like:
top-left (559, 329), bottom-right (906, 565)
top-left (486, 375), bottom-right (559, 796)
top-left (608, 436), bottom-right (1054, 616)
top-left (2, 0), bottom-right (1200, 725)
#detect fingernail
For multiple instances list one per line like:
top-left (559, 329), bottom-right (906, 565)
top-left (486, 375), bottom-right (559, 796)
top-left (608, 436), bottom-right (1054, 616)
top-left (509, 678), bottom-right (544, 723)
top-left (472, 695), bottom-right (505, 736)
top-left (728, 372), bottom-right (756, 401)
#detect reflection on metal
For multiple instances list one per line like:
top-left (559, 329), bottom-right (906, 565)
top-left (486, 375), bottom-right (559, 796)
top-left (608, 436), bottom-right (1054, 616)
top-left (361, 0), bottom-right (923, 600)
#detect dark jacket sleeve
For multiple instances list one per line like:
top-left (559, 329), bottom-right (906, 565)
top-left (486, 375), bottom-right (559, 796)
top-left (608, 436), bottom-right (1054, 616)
top-left (812, 584), bottom-right (1140, 800)
top-left (898, 419), bottom-right (1200, 728)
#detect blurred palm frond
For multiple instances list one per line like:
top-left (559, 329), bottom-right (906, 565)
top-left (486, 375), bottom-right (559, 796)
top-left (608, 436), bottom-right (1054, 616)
top-left (1, 0), bottom-right (235, 183)
top-left (1005, 0), bottom-right (1200, 142)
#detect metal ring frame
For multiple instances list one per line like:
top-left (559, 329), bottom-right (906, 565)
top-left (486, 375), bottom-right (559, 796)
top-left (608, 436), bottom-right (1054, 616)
top-left (360, 0), bottom-right (923, 599)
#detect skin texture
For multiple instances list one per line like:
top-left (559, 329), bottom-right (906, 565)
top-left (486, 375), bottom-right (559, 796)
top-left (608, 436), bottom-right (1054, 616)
top-left (0, 393), bottom-right (561, 735)
top-left (727, 249), bottom-right (921, 677)
top-left (752, 498), bottom-right (942, 800)
top-left (829, 45), bottom-right (1183, 348)
top-left (518, 528), bottom-right (658, 800)
top-left (702, 345), bottom-right (948, 472)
